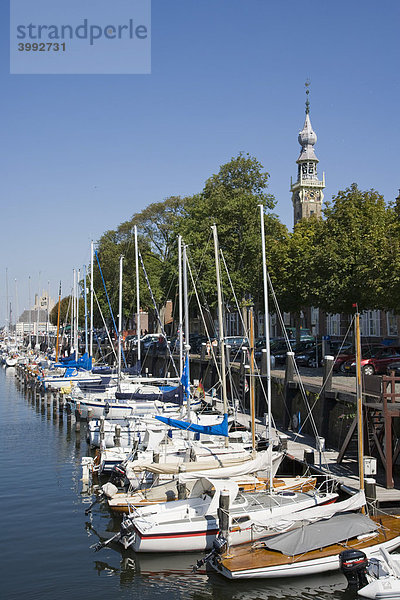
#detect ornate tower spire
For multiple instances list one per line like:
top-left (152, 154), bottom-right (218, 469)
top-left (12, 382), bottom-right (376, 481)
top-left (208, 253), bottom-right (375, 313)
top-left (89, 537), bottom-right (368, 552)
top-left (290, 82), bottom-right (325, 225)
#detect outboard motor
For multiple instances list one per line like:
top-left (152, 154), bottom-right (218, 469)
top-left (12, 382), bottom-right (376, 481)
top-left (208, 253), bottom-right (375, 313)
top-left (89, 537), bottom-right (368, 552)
top-left (109, 463), bottom-right (127, 488)
top-left (339, 549), bottom-right (369, 590)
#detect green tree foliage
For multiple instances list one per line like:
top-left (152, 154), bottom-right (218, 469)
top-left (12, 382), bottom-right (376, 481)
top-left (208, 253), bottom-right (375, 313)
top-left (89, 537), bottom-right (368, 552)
top-left (50, 296), bottom-right (85, 327)
top-left (93, 197), bottom-right (186, 329)
top-left (177, 154), bottom-right (286, 311)
top-left (314, 184), bottom-right (397, 314)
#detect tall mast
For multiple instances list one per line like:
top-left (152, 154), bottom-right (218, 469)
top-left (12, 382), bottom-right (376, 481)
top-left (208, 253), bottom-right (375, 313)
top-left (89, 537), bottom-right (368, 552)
top-left (212, 225), bottom-right (229, 448)
top-left (72, 270), bottom-right (75, 354)
top-left (134, 226), bottom-right (141, 366)
top-left (28, 275), bottom-right (32, 348)
top-left (46, 280), bottom-right (50, 349)
top-left (5, 268), bottom-right (8, 338)
top-left (355, 304), bottom-right (365, 509)
top-left (90, 240), bottom-right (94, 357)
top-left (83, 266), bottom-right (89, 355)
top-left (183, 242), bottom-right (190, 412)
top-left (76, 269), bottom-right (80, 358)
top-left (36, 271), bottom-right (41, 348)
top-left (117, 255), bottom-right (124, 389)
top-left (55, 281), bottom-right (62, 362)
top-left (178, 235), bottom-right (183, 377)
top-left (14, 278), bottom-right (18, 342)
top-left (249, 306), bottom-right (256, 454)
top-left (260, 205), bottom-right (273, 487)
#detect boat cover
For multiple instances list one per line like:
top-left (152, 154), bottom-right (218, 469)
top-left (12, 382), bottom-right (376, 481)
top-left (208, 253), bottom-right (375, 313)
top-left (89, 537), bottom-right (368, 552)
top-left (178, 450), bottom-right (275, 483)
top-left (155, 413), bottom-right (229, 437)
top-left (251, 490), bottom-right (366, 530)
top-left (115, 384), bottom-right (183, 404)
top-left (263, 512), bottom-right (378, 556)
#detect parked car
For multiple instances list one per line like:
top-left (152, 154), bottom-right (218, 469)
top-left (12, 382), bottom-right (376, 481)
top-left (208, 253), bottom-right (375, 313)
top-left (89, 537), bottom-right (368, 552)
top-left (273, 340), bottom-right (314, 365)
top-left (295, 343), bottom-right (323, 368)
top-left (386, 362), bottom-right (400, 376)
top-left (344, 345), bottom-right (400, 375)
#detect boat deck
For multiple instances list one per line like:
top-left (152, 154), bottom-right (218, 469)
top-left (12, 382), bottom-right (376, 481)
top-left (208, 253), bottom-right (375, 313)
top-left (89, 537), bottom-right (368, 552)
top-left (218, 515), bottom-right (400, 574)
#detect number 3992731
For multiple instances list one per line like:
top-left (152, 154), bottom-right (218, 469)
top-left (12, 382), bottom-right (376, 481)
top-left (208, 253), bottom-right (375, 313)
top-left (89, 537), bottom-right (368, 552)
top-left (18, 42), bottom-right (66, 51)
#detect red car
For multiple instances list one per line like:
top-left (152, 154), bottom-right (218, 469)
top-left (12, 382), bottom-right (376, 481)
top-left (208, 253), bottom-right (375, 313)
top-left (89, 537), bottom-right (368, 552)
top-left (345, 346), bottom-right (400, 376)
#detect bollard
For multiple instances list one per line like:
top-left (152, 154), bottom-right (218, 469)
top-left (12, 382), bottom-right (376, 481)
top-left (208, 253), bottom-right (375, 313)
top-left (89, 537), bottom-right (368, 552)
top-left (322, 356), bottom-right (334, 392)
top-left (365, 478), bottom-right (377, 516)
top-left (100, 416), bottom-right (105, 443)
top-left (225, 345), bottom-right (231, 366)
top-left (114, 424), bottom-right (121, 447)
top-left (218, 489), bottom-right (231, 550)
top-left (304, 449), bottom-right (314, 466)
top-left (177, 465), bottom-right (187, 500)
top-left (260, 349), bottom-right (268, 377)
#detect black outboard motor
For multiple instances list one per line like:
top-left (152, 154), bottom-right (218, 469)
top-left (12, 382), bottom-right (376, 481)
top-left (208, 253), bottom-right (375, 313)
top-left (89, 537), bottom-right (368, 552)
top-left (339, 549), bottom-right (369, 590)
top-left (109, 463), bottom-right (126, 487)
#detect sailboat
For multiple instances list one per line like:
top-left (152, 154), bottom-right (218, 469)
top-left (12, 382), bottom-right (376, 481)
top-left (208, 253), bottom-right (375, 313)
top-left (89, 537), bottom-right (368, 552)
top-left (208, 306), bottom-right (400, 579)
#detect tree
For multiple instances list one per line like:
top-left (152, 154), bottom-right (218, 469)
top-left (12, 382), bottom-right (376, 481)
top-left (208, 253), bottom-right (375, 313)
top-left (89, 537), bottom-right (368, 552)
top-left (50, 296), bottom-right (85, 327)
top-left (176, 154), bottom-right (285, 317)
top-left (313, 184), bottom-right (397, 314)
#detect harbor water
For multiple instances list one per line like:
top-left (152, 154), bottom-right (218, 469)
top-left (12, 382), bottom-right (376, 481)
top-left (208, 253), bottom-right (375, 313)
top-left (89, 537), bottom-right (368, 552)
top-left (1, 366), bottom-right (355, 600)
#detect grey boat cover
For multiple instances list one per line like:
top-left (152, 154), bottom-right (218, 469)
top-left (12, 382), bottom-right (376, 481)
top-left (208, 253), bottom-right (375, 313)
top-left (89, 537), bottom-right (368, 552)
top-left (264, 512), bottom-right (378, 556)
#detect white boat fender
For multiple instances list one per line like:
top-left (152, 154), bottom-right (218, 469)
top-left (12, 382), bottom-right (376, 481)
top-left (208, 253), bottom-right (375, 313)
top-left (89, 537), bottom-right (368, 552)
top-left (102, 482), bottom-right (119, 499)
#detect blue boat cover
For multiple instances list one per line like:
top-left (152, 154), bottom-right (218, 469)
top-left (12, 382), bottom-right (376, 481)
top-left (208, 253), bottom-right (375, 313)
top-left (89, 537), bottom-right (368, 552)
top-left (54, 352), bottom-right (93, 372)
top-left (155, 413), bottom-right (229, 437)
top-left (115, 384), bottom-right (183, 405)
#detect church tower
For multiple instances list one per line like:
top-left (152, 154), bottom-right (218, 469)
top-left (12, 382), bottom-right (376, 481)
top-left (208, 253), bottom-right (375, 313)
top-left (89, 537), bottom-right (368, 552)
top-left (291, 84), bottom-right (325, 225)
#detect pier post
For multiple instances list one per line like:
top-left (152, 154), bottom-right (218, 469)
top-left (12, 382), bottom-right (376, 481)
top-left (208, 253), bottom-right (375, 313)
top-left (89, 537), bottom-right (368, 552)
top-left (304, 448), bottom-right (314, 466)
top-left (365, 478), bottom-right (378, 515)
top-left (99, 416), bottom-right (105, 446)
top-left (177, 465), bottom-right (187, 499)
top-left (321, 355), bottom-right (336, 444)
top-left (218, 489), bottom-right (231, 549)
top-left (283, 352), bottom-right (297, 430)
top-left (260, 349), bottom-right (268, 377)
top-left (114, 424), bottom-right (121, 447)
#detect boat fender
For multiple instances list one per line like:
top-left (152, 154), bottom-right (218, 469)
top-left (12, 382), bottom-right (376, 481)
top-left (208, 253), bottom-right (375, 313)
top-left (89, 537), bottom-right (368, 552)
top-left (104, 401), bottom-right (110, 415)
top-left (339, 549), bottom-right (369, 590)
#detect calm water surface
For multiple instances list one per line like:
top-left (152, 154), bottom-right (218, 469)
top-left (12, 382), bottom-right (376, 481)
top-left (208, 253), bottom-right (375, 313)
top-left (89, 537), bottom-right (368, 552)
top-left (0, 367), bottom-right (357, 600)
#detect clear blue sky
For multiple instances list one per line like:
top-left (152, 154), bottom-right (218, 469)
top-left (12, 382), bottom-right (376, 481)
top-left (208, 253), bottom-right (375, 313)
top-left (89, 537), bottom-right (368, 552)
top-left (1, 0), bottom-right (399, 323)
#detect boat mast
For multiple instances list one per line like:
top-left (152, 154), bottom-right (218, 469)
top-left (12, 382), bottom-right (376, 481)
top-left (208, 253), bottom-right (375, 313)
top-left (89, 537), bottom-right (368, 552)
top-left (249, 306), bottom-right (257, 455)
top-left (76, 269), bottom-right (80, 358)
top-left (117, 255), bottom-right (124, 389)
top-left (212, 225), bottom-right (229, 448)
top-left (134, 226), bottom-right (141, 367)
top-left (83, 266), bottom-right (89, 355)
top-left (355, 304), bottom-right (365, 508)
top-left (36, 271), bottom-right (41, 349)
top-left (28, 275), bottom-right (32, 348)
top-left (260, 205), bottom-right (273, 487)
top-left (46, 280), bottom-right (50, 349)
top-left (90, 240), bottom-right (94, 358)
top-left (178, 235), bottom-right (183, 377)
top-left (55, 281), bottom-right (61, 362)
top-left (5, 268), bottom-right (9, 340)
top-left (183, 242), bottom-right (190, 413)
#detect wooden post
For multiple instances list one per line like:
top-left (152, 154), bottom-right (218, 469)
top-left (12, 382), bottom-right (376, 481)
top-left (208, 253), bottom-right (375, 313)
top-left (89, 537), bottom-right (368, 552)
top-left (177, 465), bottom-right (187, 500)
top-left (365, 477), bottom-right (377, 515)
top-left (218, 489), bottom-right (230, 548)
